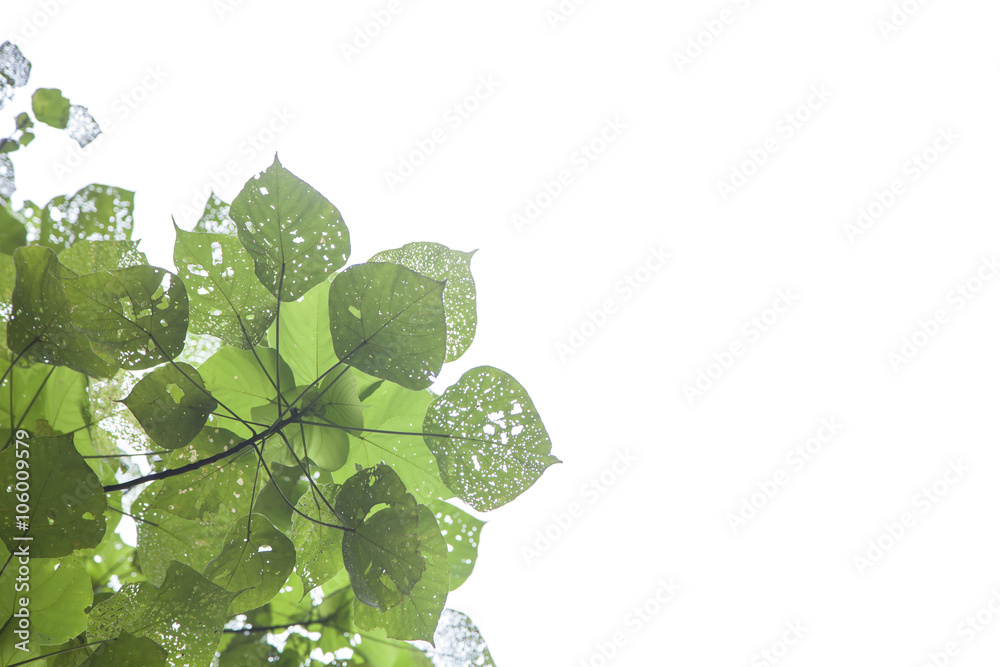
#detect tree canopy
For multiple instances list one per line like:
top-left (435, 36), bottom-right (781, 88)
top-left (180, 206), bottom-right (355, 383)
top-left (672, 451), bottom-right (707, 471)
top-left (0, 42), bottom-right (558, 667)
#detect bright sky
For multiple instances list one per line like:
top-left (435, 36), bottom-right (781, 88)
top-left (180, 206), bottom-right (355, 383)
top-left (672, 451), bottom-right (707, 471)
top-left (5, 1), bottom-right (1000, 665)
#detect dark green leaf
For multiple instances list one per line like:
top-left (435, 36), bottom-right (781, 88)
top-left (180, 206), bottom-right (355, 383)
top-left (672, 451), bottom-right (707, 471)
top-left (122, 362), bottom-right (218, 450)
top-left (32, 88), bottom-right (71, 128)
top-left (61, 265), bottom-right (189, 370)
top-left (79, 633), bottom-right (167, 667)
top-left (354, 505), bottom-right (448, 643)
top-left (334, 465), bottom-right (424, 611)
top-left (6, 246), bottom-right (117, 377)
top-left (202, 513), bottom-right (296, 614)
top-left (0, 433), bottom-right (107, 557)
top-left (0, 204), bottom-right (25, 255)
top-left (370, 242), bottom-right (478, 362)
top-left (328, 263), bottom-right (446, 390)
top-left (423, 366), bottom-right (560, 511)
top-left (231, 156), bottom-right (350, 301)
top-left (173, 225), bottom-right (277, 349)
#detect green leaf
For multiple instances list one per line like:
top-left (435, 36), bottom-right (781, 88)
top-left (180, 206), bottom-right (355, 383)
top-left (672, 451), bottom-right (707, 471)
top-left (0, 555), bottom-right (91, 644)
top-left (334, 465), bottom-right (424, 611)
top-left (328, 263), bottom-right (447, 390)
top-left (32, 88), bottom-right (71, 128)
top-left (198, 345), bottom-right (295, 438)
top-left (0, 433), bottom-right (107, 557)
top-left (0, 204), bottom-right (26, 255)
top-left (202, 513), bottom-right (296, 614)
top-left (37, 184), bottom-right (134, 253)
top-left (354, 505), bottom-right (448, 643)
top-left (173, 225), bottom-right (277, 349)
top-left (217, 632), bottom-right (278, 667)
top-left (87, 561), bottom-right (237, 667)
top-left (153, 427), bottom-right (256, 520)
top-left (122, 362), bottom-right (218, 450)
top-left (6, 245), bottom-right (117, 378)
top-left (427, 499), bottom-right (484, 591)
top-left (58, 239), bottom-right (147, 274)
top-left (193, 192), bottom-right (236, 234)
top-left (0, 355), bottom-right (89, 438)
top-left (267, 278), bottom-right (337, 384)
top-left (258, 373), bottom-right (363, 473)
top-left (61, 265), bottom-right (189, 370)
top-left (79, 633), bottom-right (167, 667)
top-left (332, 378), bottom-right (449, 505)
top-left (134, 489), bottom-right (235, 587)
top-left (423, 366), bottom-right (560, 511)
top-left (290, 482), bottom-right (345, 592)
top-left (370, 242), bottom-right (478, 362)
top-left (231, 156), bottom-right (350, 301)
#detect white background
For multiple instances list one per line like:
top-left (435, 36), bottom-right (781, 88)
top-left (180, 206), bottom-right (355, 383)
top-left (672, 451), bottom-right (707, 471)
top-left (4, 1), bottom-right (1000, 665)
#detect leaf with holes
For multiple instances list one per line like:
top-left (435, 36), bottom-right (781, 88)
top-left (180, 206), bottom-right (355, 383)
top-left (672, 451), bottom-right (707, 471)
top-left (59, 239), bottom-right (147, 274)
top-left (122, 362), bottom-right (218, 450)
top-left (0, 433), bottom-right (107, 557)
top-left (290, 482), bottom-right (345, 592)
top-left (370, 242), bottom-right (477, 362)
top-left (231, 156), bottom-right (350, 301)
top-left (423, 366), bottom-right (560, 511)
top-left (61, 265), bottom-right (188, 370)
top-left (193, 192), bottom-right (236, 235)
top-left (87, 561), bottom-right (236, 667)
top-left (153, 427), bottom-right (256, 520)
top-left (329, 262), bottom-right (447, 391)
top-left (202, 513), bottom-right (296, 614)
top-left (174, 225), bottom-right (277, 349)
top-left (334, 464), bottom-right (425, 611)
top-left (427, 499), bottom-right (484, 591)
top-left (6, 245), bottom-right (117, 378)
top-left (79, 633), bottom-right (167, 667)
top-left (36, 184), bottom-right (134, 252)
top-left (354, 505), bottom-right (449, 643)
